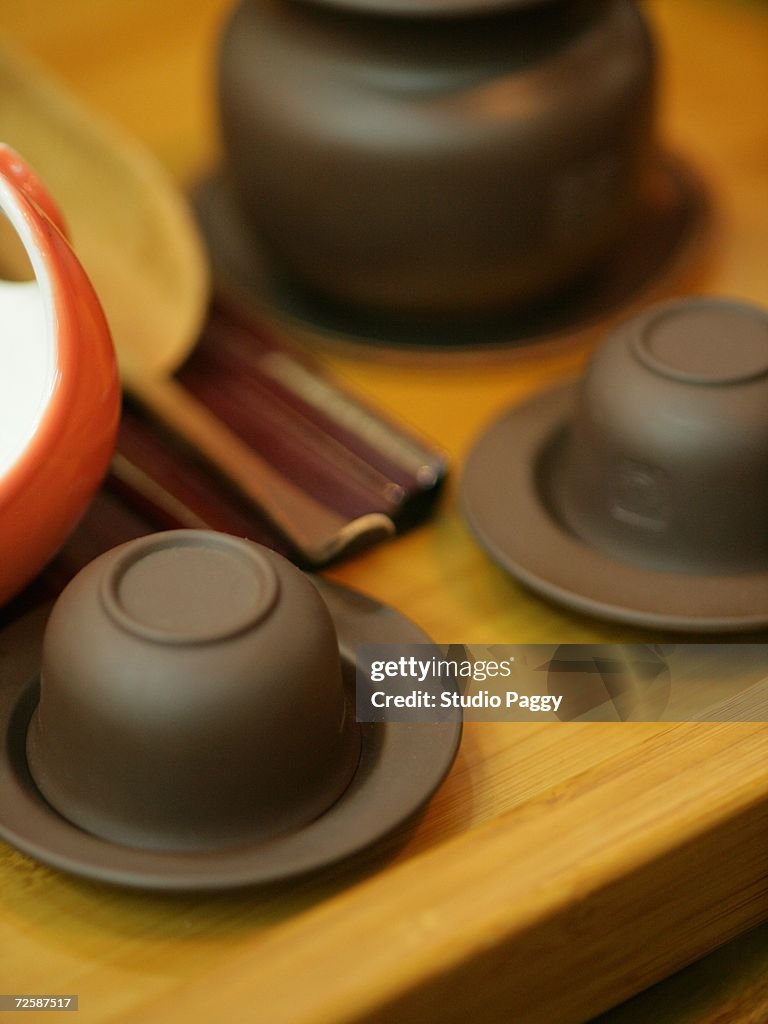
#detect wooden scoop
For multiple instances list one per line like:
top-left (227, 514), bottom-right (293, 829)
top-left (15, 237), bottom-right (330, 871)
top-left (0, 40), bottom-right (394, 564)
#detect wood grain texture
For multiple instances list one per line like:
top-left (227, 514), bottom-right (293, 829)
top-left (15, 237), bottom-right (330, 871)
top-left (595, 920), bottom-right (768, 1024)
top-left (103, 722), bottom-right (768, 1024)
top-left (1, 2), bottom-right (768, 1023)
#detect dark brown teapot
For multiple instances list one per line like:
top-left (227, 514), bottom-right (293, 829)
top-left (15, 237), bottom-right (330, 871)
top-left (218, 0), bottom-right (656, 320)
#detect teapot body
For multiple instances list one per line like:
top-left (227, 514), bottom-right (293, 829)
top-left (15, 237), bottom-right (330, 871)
top-left (219, 0), bottom-right (656, 318)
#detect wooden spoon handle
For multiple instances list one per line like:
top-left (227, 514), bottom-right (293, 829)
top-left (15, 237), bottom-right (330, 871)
top-left (126, 373), bottom-right (395, 565)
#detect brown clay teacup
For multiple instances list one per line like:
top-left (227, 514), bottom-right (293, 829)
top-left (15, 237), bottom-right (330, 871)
top-left (26, 531), bottom-right (360, 852)
top-left (549, 297), bottom-right (768, 574)
top-left (462, 296), bottom-right (768, 630)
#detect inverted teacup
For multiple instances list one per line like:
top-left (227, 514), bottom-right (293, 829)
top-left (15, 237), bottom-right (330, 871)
top-left (0, 531), bottom-right (460, 888)
top-left (26, 531), bottom-right (360, 852)
top-left (461, 297), bottom-right (768, 630)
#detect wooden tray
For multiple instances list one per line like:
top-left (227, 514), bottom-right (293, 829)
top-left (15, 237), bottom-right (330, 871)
top-left (1, 2), bottom-right (767, 1022)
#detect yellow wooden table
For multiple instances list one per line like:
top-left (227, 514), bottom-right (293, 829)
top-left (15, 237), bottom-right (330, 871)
top-left (1, 2), bottom-right (767, 1022)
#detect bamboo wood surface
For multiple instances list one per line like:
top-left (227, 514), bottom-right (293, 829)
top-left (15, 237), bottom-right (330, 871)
top-left (1, 2), bottom-right (768, 1022)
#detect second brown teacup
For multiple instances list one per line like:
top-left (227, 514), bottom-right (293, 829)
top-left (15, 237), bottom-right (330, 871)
top-left (462, 296), bottom-right (768, 630)
top-left (549, 297), bottom-right (768, 574)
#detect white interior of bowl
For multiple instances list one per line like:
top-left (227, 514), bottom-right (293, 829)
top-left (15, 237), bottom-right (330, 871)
top-left (0, 177), bottom-right (56, 481)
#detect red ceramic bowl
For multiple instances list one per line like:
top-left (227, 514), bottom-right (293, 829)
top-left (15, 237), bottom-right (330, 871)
top-left (0, 145), bottom-right (120, 606)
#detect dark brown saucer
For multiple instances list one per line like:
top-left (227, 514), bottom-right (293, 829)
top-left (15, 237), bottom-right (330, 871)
top-left (195, 154), bottom-right (708, 356)
top-left (0, 576), bottom-right (460, 890)
top-left (462, 384), bottom-right (768, 631)
top-left (461, 297), bottom-right (768, 632)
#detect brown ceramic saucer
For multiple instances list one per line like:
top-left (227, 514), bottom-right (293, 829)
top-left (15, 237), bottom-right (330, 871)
top-left (0, 577), bottom-right (461, 891)
top-left (460, 383), bottom-right (768, 633)
top-left (194, 154), bottom-right (707, 356)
